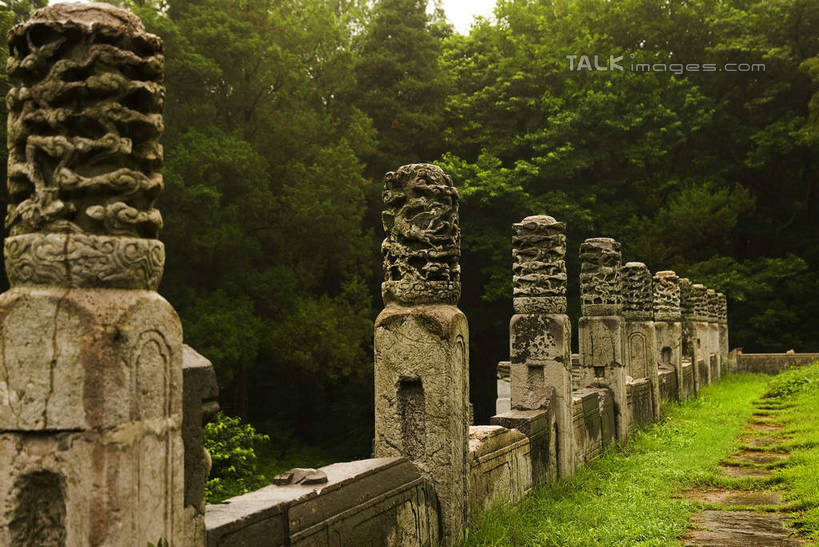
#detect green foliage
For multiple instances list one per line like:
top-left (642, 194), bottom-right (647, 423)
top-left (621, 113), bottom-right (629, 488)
top-left (204, 412), bottom-right (270, 503)
top-left (756, 361), bottom-right (819, 540)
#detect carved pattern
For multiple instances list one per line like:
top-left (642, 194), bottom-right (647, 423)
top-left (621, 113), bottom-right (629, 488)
top-left (717, 292), bottom-right (728, 323)
top-left (679, 278), bottom-right (695, 320)
top-left (707, 289), bottom-right (719, 322)
top-left (381, 164), bottom-right (460, 306)
top-left (5, 3), bottom-right (165, 289)
top-left (653, 270), bottom-right (681, 322)
top-left (512, 215), bottom-right (566, 314)
top-left (5, 233), bottom-right (164, 289)
top-left (622, 262), bottom-right (652, 320)
top-left (692, 284), bottom-right (709, 322)
top-left (579, 237), bottom-right (622, 316)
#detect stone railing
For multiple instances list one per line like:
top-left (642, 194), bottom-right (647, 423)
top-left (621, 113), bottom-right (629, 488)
top-left (3, 5), bottom-right (795, 547)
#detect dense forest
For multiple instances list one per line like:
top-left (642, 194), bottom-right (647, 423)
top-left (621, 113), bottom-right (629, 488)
top-left (0, 0), bottom-right (817, 462)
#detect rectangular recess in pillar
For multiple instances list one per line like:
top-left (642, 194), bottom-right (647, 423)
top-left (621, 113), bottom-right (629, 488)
top-left (398, 379), bottom-right (425, 461)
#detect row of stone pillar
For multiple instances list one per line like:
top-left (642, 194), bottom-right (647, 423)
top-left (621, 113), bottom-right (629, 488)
top-left (372, 165), bottom-right (731, 544)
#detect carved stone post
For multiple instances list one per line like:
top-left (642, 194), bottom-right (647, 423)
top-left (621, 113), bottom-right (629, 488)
top-left (718, 292), bottom-right (729, 372)
top-left (653, 271), bottom-right (685, 400)
top-left (577, 238), bottom-right (629, 440)
top-left (691, 284), bottom-right (711, 386)
top-left (706, 289), bottom-right (721, 381)
top-left (0, 4), bottom-right (184, 545)
top-left (680, 278), bottom-right (701, 392)
top-left (622, 263), bottom-right (660, 422)
top-left (374, 164), bottom-right (468, 545)
top-left (507, 215), bottom-right (574, 478)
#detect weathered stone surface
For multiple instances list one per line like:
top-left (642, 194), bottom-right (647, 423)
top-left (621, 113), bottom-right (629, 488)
top-left (692, 284), bottom-right (709, 322)
top-left (1, 429), bottom-right (185, 546)
top-left (0, 6), bottom-right (184, 545)
top-left (658, 364), bottom-right (678, 402)
top-left (182, 345), bottom-right (219, 547)
top-left (679, 278), bottom-right (695, 320)
top-left (512, 215), bottom-right (567, 314)
top-left (491, 409), bottom-right (555, 484)
top-left (0, 288), bottom-right (181, 431)
top-left (579, 238), bottom-right (622, 316)
top-left (578, 316), bottom-right (629, 440)
top-left (627, 378), bottom-right (654, 432)
top-left (205, 458), bottom-right (440, 547)
top-left (273, 468), bottom-right (328, 486)
top-left (622, 262), bottom-right (653, 320)
top-left (5, 2), bottom-right (165, 290)
top-left (624, 320), bottom-right (661, 421)
top-left (685, 510), bottom-right (803, 546)
top-left (374, 305), bottom-right (468, 545)
top-left (509, 313), bottom-right (574, 476)
top-left (572, 388), bottom-right (615, 464)
top-left (681, 360), bottom-right (695, 399)
top-left (496, 361), bottom-right (511, 415)
top-left (381, 164), bottom-right (460, 306)
top-left (706, 289), bottom-right (720, 322)
top-left (653, 270), bottom-right (681, 322)
top-left (468, 426), bottom-right (532, 515)
top-left (655, 321), bottom-right (685, 400)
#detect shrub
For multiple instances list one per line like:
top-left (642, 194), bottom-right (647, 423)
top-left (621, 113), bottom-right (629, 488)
top-left (204, 412), bottom-right (270, 503)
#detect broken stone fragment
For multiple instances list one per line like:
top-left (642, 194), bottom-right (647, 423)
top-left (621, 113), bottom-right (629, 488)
top-left (273, 468), bottom-right (328, 486)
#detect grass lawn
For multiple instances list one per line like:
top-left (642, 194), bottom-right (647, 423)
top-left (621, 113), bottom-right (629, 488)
top-left (465, 367), bottom-right (819, 546)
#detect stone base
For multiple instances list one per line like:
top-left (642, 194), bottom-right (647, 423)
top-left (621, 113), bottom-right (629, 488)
top-left (491, 408), bottom-right (556, 484)
top-left (468, 426), bottom-right (532, 515)
top-left (655, 321), bottom-right (684, 401)
top-left (374, 304), bottom-right (469, 545)
top-left (624, 320), bottom-right (660, 421)
top-left (0, 286), bottom-right (184, 546)
top-left (578, 316), bottom-right (628, 440)
top-left (206, 458), bottom-right (440, 547)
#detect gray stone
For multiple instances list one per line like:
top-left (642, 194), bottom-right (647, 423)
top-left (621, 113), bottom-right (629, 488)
top-left (622, 262), bottom-right (653, 321)
top-left (375, 163), bottom-right (468, 545)
top-left (468, 426), bottom-right (532, 515)
top-left (491, 409), bottom-right (555, 484)
top-left (512, 215), bottom-right (567, 314)
top-left (183, 345), bottom-right (220, 547)
top-left (205, 458), bottom-right (440, 547)
top-left (381, 164), bottom-right (460, 306)
top-left (5, 2), bottom-right (165, 291)
top-left (653, 270), bottom-right (681, 322)
top-left (273, 468), bottom-right (328, 486)
top-left (374, 306), bottom-right (468, 545)
top-left (0, 5), bottom-right (185, 545)
top-left (579, 237), bottom-right (622, 316)
top-left (507, 214), bottom-right (574, 477)
top-left (496, 362), bottom-right (511, 414)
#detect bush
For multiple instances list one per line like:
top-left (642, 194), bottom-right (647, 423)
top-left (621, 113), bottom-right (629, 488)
top-left (204, 412), bottom-right (270, 503)
top-left (764, 361), bottom-right (819, 398)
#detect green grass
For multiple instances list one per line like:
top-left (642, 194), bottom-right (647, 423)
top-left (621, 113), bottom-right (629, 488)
top-left (465, 373), bottom-right (773, 546)
top-left (763, 362), bottom-right (819, 540)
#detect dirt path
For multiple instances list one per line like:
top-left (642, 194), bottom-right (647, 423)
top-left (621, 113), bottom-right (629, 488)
top-left (682, 409), bottom-right (804, 545)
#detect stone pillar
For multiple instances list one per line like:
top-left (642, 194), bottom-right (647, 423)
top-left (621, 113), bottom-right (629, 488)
top-left (718, 292), bottom-right (729, 372)
top-left (691, 284), bottom-right (712, 385)
top-left (507, 215), bottom-right (574, 478)
top-left (622, 263), bottom-right (660, 421)
top-left (374, 164), bottom-right (468, 545)
top-left (680, 278), bottom-right (700, 392)
top-left (0, 4), bottom-right (185, 546)
top-left (653, 271), bottom-right (684, 400)
top-left (577, 238), bottom-right (629, 440)
top-left (707, 289), bottom-right (721, 381)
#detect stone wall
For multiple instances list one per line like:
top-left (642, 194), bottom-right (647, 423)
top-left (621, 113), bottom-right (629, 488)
top-left (205, 458), bottom-right (440, 546)
top-left (732, 351), bottom-right (819, 374)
